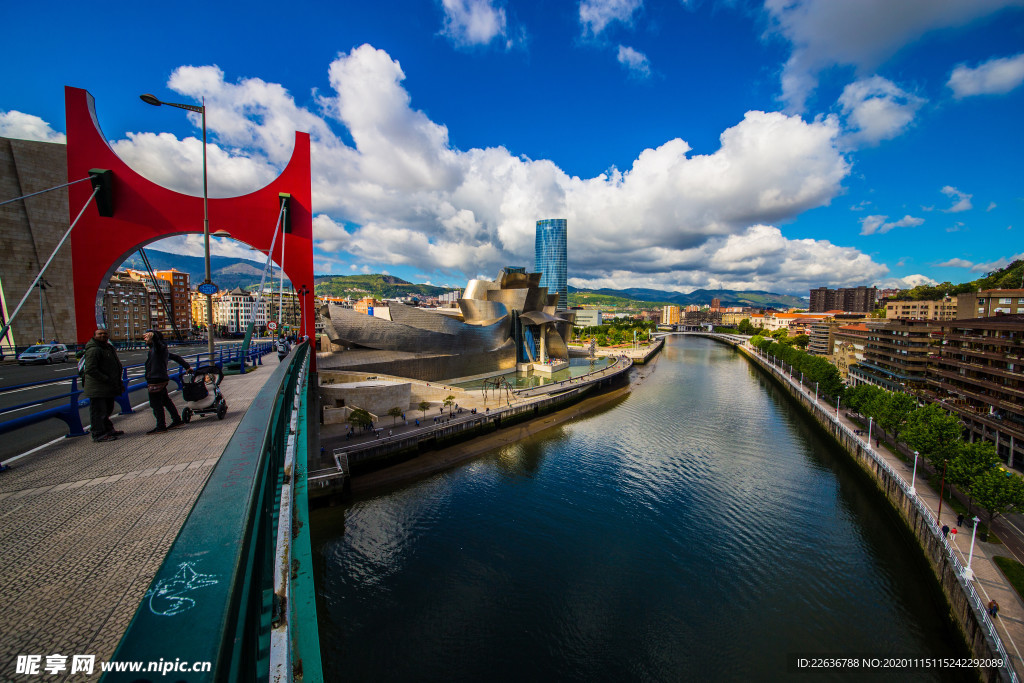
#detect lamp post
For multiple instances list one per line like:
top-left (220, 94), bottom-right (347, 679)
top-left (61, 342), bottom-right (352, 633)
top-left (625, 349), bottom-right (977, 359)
top-left (815, 382), bottom-right (819, 403)
top-left (964, 516), bottom-right (981, 580)
top-left (298, 285), bottom-right (309, 338)
top-left (140, 93), bottom-right (213, 362)
top-left (909, 450), bottom-right (919, 495)
top-left (867, 416), bottom-right (873, 447)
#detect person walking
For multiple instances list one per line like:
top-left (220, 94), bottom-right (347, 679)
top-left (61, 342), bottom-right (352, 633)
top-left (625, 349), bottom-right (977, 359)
top-left (143, 329), bottom-right (190, 434)
top-left (957, 513), bottom-right (964, 527)
top-left (988, 600), bottom-right (1000, 618)
top-left (276, 335), bottom-right (291, 362)
top-left (82, 328), bottom-right (124, 442)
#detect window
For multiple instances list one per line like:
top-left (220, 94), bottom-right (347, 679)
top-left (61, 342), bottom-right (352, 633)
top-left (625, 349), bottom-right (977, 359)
top-left (999, 298), bottom-right (1012, 305)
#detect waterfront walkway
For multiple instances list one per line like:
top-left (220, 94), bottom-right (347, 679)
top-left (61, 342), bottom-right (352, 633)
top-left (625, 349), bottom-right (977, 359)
top-left (0, 364), bottom-right (277, 678)
top-left (747, 343), bottom-right (1024, 678)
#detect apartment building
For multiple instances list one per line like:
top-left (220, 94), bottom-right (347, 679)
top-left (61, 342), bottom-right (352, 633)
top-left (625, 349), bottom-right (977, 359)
top-left (885, 297), bottom-right (957, 321)
top-left (661, 305), bottom-right (681, 325)
top-left (925, 315), bottom-right (1024, 468)
top-left (957, 289), bottom-right (1024, 318)
top-left (847, 319), bottom-right (938, 392)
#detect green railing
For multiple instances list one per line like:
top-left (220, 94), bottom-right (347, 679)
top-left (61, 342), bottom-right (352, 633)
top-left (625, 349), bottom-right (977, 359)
top-left (103, 341), bottom-right (322, 682)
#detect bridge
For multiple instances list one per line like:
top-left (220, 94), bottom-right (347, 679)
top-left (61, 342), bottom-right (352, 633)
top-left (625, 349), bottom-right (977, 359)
top-left (652, 330), bottom-right (751, 346)
top-left (0, 343), bottom-right (320, 681)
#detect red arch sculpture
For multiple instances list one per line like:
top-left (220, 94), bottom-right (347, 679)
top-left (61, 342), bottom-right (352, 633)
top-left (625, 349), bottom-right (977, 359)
top-left (64, 86), bottom-right (314, 344)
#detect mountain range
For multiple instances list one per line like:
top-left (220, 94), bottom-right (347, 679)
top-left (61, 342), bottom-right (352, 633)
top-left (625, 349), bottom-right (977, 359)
top-left (130, 248), bottom-right (809, 308)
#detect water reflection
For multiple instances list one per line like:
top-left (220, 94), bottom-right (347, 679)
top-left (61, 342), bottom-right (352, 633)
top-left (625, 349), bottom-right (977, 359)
top-left (315, 335), bottom-right (970, 681)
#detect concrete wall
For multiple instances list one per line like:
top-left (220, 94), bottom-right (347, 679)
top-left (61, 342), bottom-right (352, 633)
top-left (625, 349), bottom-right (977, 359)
top-left (0, 138), bottom-right (77, 350)
top-left (739, 344), bottom-right (1012, 683)
top-left (320, 381), bottom-right (411, 419)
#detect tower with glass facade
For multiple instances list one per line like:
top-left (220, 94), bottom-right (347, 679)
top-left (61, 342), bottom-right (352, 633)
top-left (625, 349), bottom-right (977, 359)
top-left (535, 219), bottom-right (567, 309)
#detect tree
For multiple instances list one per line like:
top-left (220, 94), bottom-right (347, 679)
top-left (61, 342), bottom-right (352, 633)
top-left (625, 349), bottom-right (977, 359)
top-left (387, 406), bottom-right (403, 426)
top-left (791, 334), bottom-right (810, 350)
top-left (874, 392), bottom-right (917, 443)
top-left (844, 384), bottom-right (884, 415)
top-left (949, 441), bottom-right (1000, 514)
top-left (419, 400), bottom-right (431, 420)
top-left (971, 469), bottom-right (1024, 529)
top-left (347, 407), bottom-right (373, 432)
top-left (443, 394), bottom-right (455, 416)
top-left (902, 403), bottom-right (962, 469)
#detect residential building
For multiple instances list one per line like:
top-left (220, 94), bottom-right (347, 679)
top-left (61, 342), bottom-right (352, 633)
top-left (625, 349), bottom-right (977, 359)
top-left (832, 323), bottom-right (870, 379)
top-left (711, 298), bottom-right (721, 309)
top-left (661, 305), bottom-right (681, 325)
top-left (848, 319), bottom-right (938, 392)
top-left (535, 218), bottom-right (568, 309)
top-left (153, 268), bottom-right (191, 333)
top-left (924, 315), bottom-right (1024, 468)
top-left (102, 272), bottom-right (151, 342)
top-left (683, 309), bottom-right (721, 326)
top-left (191, 290), bottom-right (209, 333)
top-left (956, 289), bottom-right (1024, 319)
top-left (809, 286), bottom-right (878, 313)
top-left (885, 297), bottom-right (957, 321)
top-left (808, 314), bottom-right (870, 356)
top-left (212, 288), bottom-right (270, 335)
top-left (353, 298), bottom-right (379, 315)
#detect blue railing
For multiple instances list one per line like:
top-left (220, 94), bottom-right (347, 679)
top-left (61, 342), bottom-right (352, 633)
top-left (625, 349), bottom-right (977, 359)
top-left (0, 342), bottom-right (274, 439)
top-left (103, 341), bottom-right (322, 682)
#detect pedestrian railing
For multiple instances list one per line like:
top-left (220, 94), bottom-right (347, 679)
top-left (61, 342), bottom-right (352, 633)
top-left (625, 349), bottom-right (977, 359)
top-left (103, 340), bottom-right (322, 682)
top-left (745, 343), bottom-right (1018, 683)
top-left (0, 342), bottom-right (274, 440)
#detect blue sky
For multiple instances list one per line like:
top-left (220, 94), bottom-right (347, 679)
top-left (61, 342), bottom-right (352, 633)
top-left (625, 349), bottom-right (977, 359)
top-left (2, 0), bottom-right (1022, 295)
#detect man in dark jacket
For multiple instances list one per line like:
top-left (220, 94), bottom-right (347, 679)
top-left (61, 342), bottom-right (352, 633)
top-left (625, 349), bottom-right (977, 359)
top-left (143, 329), bottom-right (191, 433)
top-left (82, 328), bottom-right (124, 442)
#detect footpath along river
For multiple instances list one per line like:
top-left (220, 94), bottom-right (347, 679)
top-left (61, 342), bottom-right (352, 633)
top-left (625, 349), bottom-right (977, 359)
top-left (312, 335), bottom-right (970, 681)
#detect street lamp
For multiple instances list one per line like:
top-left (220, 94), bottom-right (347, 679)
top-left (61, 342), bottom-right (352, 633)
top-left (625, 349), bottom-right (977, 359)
top-left (964, 516), bottom-right (981, 580)
top-left (140, 92), bottom-right (214, 362)
top-left (909, 450), bottom-right (919, 495)
top-left (298, 285), bottom-right (309, 338)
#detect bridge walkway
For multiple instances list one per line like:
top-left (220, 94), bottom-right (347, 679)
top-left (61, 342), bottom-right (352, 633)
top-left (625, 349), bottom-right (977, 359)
top-left (0, 363), bottom-right (280, 677)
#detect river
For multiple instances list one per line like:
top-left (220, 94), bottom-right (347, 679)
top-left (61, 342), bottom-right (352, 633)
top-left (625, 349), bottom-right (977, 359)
top-left (313, 335), bottom-right (969, 681)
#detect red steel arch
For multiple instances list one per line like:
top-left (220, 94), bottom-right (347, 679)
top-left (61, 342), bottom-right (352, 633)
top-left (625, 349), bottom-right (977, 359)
top-left (64, 86), bottom-right (314, 344)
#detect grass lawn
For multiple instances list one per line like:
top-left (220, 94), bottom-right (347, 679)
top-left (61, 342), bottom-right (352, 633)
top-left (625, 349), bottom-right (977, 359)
top-left (994, 556), bottom-right (1024, 603)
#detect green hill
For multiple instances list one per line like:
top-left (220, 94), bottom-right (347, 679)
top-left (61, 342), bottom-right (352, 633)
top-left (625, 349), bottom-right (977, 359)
top-left (313, 274), bottom-right (452, 300)
top-left (896, 259), bottom-right (1023, 301)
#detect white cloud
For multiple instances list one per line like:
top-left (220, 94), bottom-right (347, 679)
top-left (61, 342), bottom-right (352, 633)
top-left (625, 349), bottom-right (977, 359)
top-left (936, 257), bottom-right (974, 268)
top-left (837, 76), bottom-right (925, 148)
top-left (440, 0), bottom-right (512, 48)
top-left (859, 214), bottom-right (924, 235)
top-left (0, 110), bottom-right (66, 143)
top-left (763, 0), bottom-right (1024, 111)
top-left (617, 45), bottom-right (651, 78)
top-left (968, 252), bottom-right (1024, 273)
top-left (987, 201), bottom-right (997, 211)
top-left (147, 234), bottom-right (266, 263)
top-left (580, 0), bottom-right (642, 37)
top-left (948, 53), bottom-right (1024, 98)
top-left (941, 185), bottom-right (972, 212)
top-left (875, 274), bottom-right (938, 289)
top-left (35, 44), bottom-right (891, 294)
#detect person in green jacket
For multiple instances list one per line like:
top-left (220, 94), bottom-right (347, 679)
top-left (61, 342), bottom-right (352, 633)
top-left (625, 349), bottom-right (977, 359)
top-left (82, 328), bottom-right (124, 442)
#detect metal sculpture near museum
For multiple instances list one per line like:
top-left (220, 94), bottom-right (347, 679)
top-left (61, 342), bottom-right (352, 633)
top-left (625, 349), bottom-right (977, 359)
top-left (319, 266), bottom-right (574, 377)
top-left (64, 86), bottom-right (314, 344)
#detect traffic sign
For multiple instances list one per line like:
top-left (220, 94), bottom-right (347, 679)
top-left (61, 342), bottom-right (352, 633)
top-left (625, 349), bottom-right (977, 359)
top-left (268, 321), bottom-right (277, 330)
top-left (197, 282), bottom-right (219, 295)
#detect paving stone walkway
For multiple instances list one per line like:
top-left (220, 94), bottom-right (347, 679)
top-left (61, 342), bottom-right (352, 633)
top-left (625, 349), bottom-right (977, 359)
top-left (0, 363), bottom-right (276, 680)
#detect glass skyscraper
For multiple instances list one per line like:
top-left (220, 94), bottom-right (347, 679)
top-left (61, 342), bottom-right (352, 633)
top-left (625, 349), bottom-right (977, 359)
top-left (535, 219), bottom-right (567, 309)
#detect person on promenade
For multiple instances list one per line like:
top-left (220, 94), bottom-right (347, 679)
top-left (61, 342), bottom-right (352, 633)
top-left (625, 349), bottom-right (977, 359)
top-left (988, 600), bottom-right (1000, 618)
top-left (82, 328), bottom-right (124, 442)
top-left (276, 335), bottom-right (291, 362)
top-left (143, 330), bottom-right (190, 434)
top-left (942, 525), bottom-right (950, 538)
top-left (957, 513), bottom-right (965, 527)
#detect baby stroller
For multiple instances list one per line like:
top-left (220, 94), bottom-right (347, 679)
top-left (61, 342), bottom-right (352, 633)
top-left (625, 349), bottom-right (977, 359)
top-left (180, 364), bottom-right (228, 422)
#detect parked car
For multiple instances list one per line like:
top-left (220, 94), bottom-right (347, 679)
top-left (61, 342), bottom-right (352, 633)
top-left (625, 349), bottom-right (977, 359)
top-left (17, 344), bottom-right (69, 365)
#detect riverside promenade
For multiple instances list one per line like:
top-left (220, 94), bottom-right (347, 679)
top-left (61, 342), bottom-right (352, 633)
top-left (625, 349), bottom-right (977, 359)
top-left (741, 342), bottom-right (1023, 681)
top-left (0, 363), bottom-right (277, 679)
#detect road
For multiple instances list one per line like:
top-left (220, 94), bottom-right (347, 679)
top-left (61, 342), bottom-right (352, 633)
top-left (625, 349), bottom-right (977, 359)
top-left (0, 341), bottom-right (266, 460)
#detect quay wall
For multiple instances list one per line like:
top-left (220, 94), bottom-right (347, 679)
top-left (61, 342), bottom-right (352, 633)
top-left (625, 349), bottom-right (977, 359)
top-left (736, 342), bottom-right (1011, 683)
